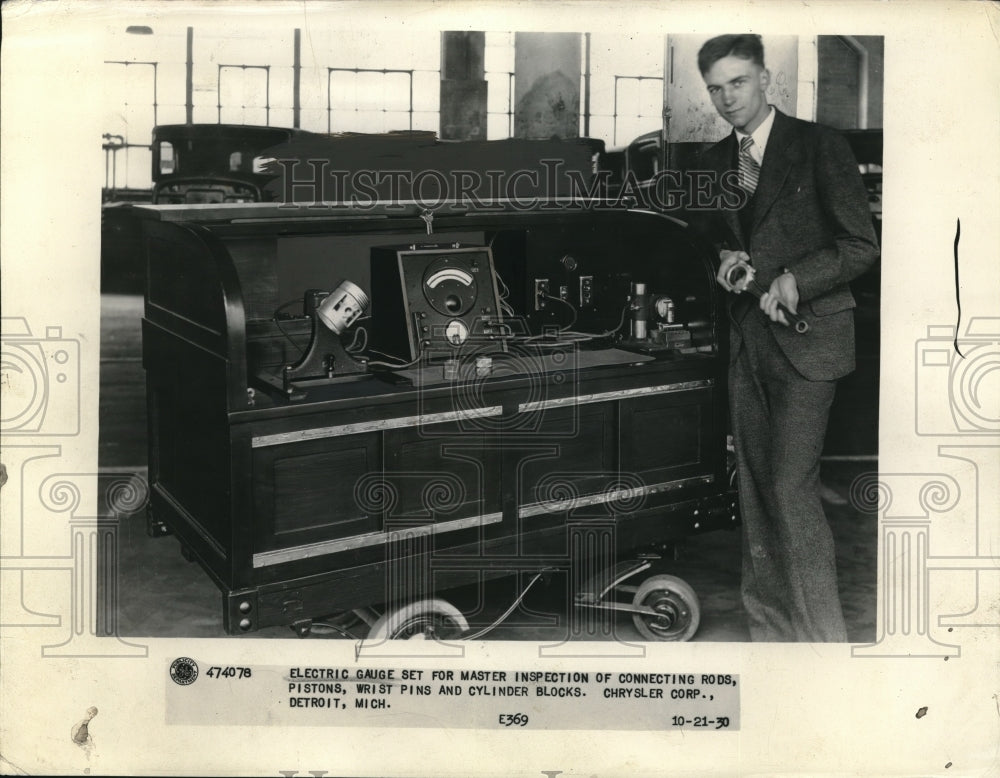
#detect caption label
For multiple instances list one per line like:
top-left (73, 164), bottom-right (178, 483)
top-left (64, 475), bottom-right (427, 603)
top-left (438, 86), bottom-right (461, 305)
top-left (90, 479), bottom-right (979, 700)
top-left (166, 659), bottom-right (740, 730)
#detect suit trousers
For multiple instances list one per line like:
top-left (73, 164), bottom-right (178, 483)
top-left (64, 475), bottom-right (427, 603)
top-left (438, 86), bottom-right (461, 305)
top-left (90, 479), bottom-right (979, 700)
top-left (729, 310), bottom-right (848, 642)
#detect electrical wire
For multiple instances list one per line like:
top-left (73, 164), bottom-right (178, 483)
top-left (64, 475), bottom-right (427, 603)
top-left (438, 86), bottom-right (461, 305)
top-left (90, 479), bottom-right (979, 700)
top-left (365, 349), bottom-right (425, 369)
top-left (541, 292), bottom-right (578, 332)
top-left (494, 269), bottom-right (512, 302)
top-left (273, 319), bottom-right (303, 358)
top-left (310, 621), bottom-right (362, 639)
top-left (272, 298), bottom-right (308, 357)
top-left (462, 568), bottom-right (556, 641)
top-left (346, 325), bottom-right (368, 353)
top-left (353, 568), bottom-right (551, 642)
top-left (559, 302), bottom-right (630, 341)
top-left (312, 567), bottom-right (555, 641)
top-left (504, 302), bottom-right (629, 348)
top-left (489, 256), bottom-right (518, 320)
top-left (272, 296), bottom-right (370, 360)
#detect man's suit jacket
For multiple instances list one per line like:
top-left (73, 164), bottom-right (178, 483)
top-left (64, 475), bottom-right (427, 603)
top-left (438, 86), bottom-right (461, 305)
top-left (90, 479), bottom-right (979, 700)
top-left (691, 109), bottom-right (879, 381)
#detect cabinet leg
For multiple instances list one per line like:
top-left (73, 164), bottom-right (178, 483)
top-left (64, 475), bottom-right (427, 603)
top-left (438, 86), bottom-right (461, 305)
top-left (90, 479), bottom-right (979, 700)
top-left (145, 504), bottom-right (171, 538)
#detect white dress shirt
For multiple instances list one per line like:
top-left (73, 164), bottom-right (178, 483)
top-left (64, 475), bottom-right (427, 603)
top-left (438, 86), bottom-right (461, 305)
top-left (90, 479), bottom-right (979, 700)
top-left (735, 105), bottom-right (776, 165)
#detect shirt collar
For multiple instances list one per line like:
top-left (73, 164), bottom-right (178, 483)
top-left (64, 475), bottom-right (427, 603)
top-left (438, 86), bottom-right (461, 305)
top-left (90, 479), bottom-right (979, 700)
top-left (735, 105), bottom-right (776, 158)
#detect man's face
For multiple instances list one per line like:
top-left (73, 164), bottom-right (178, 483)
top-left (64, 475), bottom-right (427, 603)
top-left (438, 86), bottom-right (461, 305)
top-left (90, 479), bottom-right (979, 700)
top-left (703, 55), bottom-right (770, 134)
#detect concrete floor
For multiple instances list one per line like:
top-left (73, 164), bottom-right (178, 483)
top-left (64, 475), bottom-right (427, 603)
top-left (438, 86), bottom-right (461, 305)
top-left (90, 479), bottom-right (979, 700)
top-left (100, 294), bottom-right (877, 643)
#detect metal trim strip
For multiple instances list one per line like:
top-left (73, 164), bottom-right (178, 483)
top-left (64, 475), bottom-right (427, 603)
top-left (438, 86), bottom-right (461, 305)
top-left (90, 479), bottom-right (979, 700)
top-left (517, 379), bottom-right (713, 413)
top-left (251, 406), bottom-right (504, 448)
top-left (518, 475), bottom-right (714, 519)
top-left (252, 511), bottom-right (504, 568)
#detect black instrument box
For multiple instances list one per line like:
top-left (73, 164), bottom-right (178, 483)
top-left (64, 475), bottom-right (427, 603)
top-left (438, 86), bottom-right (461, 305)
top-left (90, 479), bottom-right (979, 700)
top-left (368, 244), bottom-right (505, 362)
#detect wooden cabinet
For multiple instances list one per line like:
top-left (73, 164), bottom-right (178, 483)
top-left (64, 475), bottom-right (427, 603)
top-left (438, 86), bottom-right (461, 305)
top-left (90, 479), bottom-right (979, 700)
top-left (135, 202), bottom-right (737, 634)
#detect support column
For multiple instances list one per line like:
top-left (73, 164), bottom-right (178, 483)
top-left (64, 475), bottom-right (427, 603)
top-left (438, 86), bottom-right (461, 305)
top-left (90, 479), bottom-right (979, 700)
top-left (185, 26), bottom-right (194, 125)
top-left (936, 445), bottom-right (1000, 627)
top-left (0, 446), bottom-right (62, 626)
top-left (293, 28), bottom-right (301, 129)
top-left (439, 32), bottom-right (487, 141)
top-left (42, 516), bottom-right (147, 657)
top-left (851, 473), bottom-right (960, 657)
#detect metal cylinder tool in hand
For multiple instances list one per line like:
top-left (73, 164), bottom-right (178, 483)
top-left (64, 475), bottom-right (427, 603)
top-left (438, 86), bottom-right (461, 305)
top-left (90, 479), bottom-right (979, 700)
top-left (724, 260), bottom-right (810, 333)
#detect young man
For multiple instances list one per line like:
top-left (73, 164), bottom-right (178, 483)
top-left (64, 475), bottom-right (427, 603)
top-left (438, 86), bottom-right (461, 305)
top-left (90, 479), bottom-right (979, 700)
top-left (693, 35), bottom-right (879, 641)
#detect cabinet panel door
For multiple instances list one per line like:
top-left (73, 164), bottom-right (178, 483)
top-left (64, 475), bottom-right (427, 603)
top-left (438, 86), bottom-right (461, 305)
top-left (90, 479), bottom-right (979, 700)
top-left (619, 386), bottom-right (717, 486)
top-left (515, 403), bottom-right (617, 522)
top-left (383, 421), bottom-right (501, 525)
top-left (252, 432), bottom-right (381, 553)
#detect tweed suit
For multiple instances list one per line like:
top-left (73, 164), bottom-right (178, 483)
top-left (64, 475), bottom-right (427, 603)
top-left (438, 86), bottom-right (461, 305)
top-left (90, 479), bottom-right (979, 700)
top-left (694, 108), bottom-right (879, 641)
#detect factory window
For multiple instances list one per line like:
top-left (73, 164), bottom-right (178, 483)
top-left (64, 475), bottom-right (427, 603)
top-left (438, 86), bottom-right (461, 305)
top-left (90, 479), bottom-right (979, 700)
top-left (159, 142), bottom-right (175, 175)
top-left (218, 65), bottom-right (270, 126)
top-left (327, 69), bottom-right (415, 134)
top-left (587, 34), bottom-right (664, 147)
top-left (485, 32), bottom-right (516, 140)
top-left (485, 32), bottom-right (664, 146)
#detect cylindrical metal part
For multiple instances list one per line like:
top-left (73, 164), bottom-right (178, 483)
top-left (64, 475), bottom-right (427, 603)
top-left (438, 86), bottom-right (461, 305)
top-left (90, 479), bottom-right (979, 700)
top-left (724, 261), bottom-right (810, 334)
top-left (317, 280), bottom-right (370, 334)
top-left (654, 295), bottom-right (675, 324)
top-left (725, 262), bottom-right (753, 292)
top-left (632, 282), bottom-right (648, 340)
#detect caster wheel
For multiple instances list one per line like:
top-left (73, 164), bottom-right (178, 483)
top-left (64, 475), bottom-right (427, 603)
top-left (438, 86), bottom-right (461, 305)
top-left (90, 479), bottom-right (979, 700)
top-left (367, 599), bottom-right (469, 641)
top-left (631, 574), bottom-right (700, 641)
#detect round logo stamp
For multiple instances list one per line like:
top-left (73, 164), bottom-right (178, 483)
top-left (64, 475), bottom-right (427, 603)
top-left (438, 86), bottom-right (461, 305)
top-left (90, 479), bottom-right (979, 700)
top-left (169, 657), bottom-right (199, 686)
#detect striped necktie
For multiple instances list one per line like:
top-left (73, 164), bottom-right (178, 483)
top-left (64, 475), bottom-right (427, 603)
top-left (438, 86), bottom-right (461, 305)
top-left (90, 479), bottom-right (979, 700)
top-left (739, 135), bottom-right (760, 195)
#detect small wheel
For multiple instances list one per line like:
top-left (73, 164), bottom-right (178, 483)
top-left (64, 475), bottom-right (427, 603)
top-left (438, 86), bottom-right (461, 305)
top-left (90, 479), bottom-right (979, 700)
top-left (367, 599), bottom-right (470, 641)
top-left (631, 574), bottom-right (700, 641)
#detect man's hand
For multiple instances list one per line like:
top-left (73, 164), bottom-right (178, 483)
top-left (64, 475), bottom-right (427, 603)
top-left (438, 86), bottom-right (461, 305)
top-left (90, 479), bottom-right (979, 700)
top-left (717, 250), bottom-right (750, 292)
top-left (759, 272), bottom-right (799, 326)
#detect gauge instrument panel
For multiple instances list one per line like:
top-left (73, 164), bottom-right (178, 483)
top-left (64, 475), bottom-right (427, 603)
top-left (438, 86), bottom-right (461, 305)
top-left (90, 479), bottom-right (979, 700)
top-left (368, 244), bottom-right (506, 361)
top-left (423, 258), bottom-right (480, 318)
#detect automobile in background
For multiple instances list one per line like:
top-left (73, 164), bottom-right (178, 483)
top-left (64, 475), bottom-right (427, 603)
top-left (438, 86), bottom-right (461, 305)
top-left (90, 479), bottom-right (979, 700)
top-left (103, 123), bottom-right (319, 292)
top-left (103, 124), bottom-right (604, 292)
top-left (151, 123), bottom-right (318, 204)
top-left (840, 129), bottom-right (883, 241)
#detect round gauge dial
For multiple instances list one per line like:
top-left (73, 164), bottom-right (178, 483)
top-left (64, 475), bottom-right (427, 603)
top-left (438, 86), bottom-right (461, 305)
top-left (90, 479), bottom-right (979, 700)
top-left (423, 257), bottom-right (479, 317)
top-left (444, 319), bottom-right (470, 346)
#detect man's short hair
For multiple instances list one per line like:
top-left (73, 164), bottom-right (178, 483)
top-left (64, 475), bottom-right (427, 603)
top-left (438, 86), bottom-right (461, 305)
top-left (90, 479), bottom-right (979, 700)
top-left (697, 34), bottom-right (765, 75)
